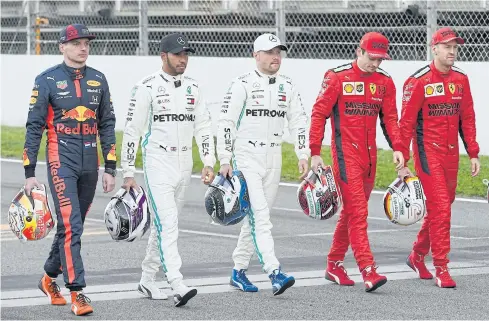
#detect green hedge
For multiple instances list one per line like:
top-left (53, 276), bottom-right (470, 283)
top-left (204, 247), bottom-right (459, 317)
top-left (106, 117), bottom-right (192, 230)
top-left (2, 125), bottom-right (487, 197)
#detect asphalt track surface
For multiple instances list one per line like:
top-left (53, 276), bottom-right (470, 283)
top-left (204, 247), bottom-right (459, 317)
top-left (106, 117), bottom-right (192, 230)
top-left (1, 159), bottom-right (489, 320)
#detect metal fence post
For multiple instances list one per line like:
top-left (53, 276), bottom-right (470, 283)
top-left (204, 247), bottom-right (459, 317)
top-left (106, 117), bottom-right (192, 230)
top-left (26, 0), bottom-right (31, 55)
top-left (275, 0), bottom-right (286, 43)
top-left (426, 0), bottom-right (438, 61)
top-left (27, 0), bottom-right (38, 55)
top-left (138, 0), bottom-right (149, 55)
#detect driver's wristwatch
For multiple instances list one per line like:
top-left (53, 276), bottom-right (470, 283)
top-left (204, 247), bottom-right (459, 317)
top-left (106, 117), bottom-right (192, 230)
top-left (105, 167), bottom-right (118, 177)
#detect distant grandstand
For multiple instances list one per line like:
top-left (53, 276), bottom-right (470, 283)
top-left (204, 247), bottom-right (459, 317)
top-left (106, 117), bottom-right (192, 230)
top-left (2, 0), bottom-right (488, 61)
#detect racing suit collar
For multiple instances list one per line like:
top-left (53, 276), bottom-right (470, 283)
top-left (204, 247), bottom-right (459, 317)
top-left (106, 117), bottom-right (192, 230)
top-left (61, 62), bottom-right (86, 80)
top-left (352, 60), bottom-right (373, 78)
top-left (429, 61), bottom-right (451, 78)
top-left (159, 69), bottom-right (183, 87)
top-left (254, 69), bottom-right (278, 84)
top-left (159, 69), bottom-right (183, 82)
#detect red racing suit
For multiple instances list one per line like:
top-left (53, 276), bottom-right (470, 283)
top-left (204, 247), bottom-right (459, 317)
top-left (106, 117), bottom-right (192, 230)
top-left (310, 61), bottom-right (402, 271)
top-left (399, 62), bottom-right (479, 267)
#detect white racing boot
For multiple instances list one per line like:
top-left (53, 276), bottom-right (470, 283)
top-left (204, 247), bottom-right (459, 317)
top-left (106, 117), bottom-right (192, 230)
top-left (171, 281), bottom-right (197, 307)
top-left (138, 275), bottom-right (168, 300)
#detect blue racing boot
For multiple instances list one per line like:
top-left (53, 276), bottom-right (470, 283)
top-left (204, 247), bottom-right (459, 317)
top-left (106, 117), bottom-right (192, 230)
top-left (269, 268), bottom-right (295, 296)
top-left (230, 269), bottom-right (259, 292)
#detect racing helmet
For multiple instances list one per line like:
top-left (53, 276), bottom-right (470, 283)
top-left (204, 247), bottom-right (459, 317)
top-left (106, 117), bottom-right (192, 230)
top-left (204, 171), bottom-right (250, 226)
top-left (297, 165), bottom-right (343, 220)
top-left (383, 176), bottom-right (426, 226)
top-left (104, 187), bottom-right (151, 242)
top-left (483, 179), bottom-right (489, 203)
top-left (8, 184), bottom-right (55, 242)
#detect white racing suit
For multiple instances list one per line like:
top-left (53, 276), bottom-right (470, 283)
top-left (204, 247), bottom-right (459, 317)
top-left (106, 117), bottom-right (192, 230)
top-left (217, 70), bottom-right (310, 273)
top-left (121, 70), bottom-right (216, 287)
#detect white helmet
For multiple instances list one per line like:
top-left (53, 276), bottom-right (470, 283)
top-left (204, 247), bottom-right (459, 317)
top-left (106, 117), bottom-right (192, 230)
top-left (104, 187), bottom-right (151, 242)
top-left (297, 165), bottom-right (343, 220)
top-left (8, 184), bottom-right (55, 242)
top-left (383, 176), bottom-right (426, 226)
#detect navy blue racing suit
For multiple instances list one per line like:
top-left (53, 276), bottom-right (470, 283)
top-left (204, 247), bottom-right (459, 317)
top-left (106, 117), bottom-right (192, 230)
top-left (23, 62), bottom-right (116, 290)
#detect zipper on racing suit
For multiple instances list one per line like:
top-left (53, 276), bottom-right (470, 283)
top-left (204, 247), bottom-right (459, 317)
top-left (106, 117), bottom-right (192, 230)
top-left (74, 79), bottom-right (82, 99)
top-left (74, 77), bottom-right (84, 168)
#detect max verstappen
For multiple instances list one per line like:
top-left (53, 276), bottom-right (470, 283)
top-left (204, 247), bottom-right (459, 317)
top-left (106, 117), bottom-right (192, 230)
top-left (23, 23), bottom-right (117, 316)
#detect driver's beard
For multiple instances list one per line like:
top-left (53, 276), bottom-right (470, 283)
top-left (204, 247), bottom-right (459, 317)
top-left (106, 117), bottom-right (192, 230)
top-left (269, 65), bottom-right (279, 73)
top-left (264, 63), bottom-right (279, 74)
top-left (167, 57), bottom-right (184, 75)
top-left (444, 58), bottom-right (455, 67)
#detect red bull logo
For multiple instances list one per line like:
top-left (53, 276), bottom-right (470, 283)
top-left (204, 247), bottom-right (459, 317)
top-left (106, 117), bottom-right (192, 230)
top-left (83, 108), bottom-right (97, 120)
top-left (50, 160), bottom-right (71, 208)
top-left (61, 106), bottom-right (97, 122)
top-left (107, 144), bottom-right (117, 161)
top-left (22, 215), bottom-right (37, 240)
top-left (56, 123), bottom-right (97, 135)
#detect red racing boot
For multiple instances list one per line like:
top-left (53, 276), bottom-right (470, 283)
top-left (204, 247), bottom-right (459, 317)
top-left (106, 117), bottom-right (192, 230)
top-left (70, 291), bottom-right (94, 316)
top-left (406, 251), bottom-right (433, 279)
top-left (361, 265), bottom-right (387, 292)
top-left (325, 261), bottom-right (355, 286)
top-left (38, 274), bottom-right (67, 305)
top-left (435, 266), bottom-right (456, 288)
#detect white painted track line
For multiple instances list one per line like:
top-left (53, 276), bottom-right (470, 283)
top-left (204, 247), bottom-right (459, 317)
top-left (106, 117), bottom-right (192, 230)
top-left (3, 261), bottom-right (489, 308)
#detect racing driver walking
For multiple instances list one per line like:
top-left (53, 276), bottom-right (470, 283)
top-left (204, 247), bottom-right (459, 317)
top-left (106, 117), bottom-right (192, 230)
top-left (217, 33), bottom-right (310, 296)
top-left (121, 33), bottom-right (216, 307)
top-left (398, 27), bottom-right (480, 288)
top-left (23, 24), bottom-right (117, 316)
top-left (309, 32), bottom-right (404, 292)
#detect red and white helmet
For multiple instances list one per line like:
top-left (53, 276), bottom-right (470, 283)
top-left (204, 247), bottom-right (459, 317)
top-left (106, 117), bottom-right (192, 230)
top-left (383, 176), bottom-right (426, 226)
top-left (8, 184), bottom-right (55, 242)
top-left (297, 165), bottom-right (343, 220)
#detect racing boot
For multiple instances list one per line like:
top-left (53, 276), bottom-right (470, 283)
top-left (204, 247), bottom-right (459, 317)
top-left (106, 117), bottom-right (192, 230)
top-left (230, 269), bottom-right (259, 292)
top-left (38, 273), bottom-right (67, 305)
top-left (434, 266), bottom-right (456, 288)
top-left (70, 291), bottom-right (93, 316)
top-left (138, 275), bottom-right (168, 300)
top-left (269, 268), bottom-right (295, 296)
top-left (171, 281), bottom-right (197, 307)
top-left (361, 265), bottom-right (387, 292)
top-left (325, 260), bottom-right (355, 286)
top-left (406, 251), bottom-right (433, 279)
